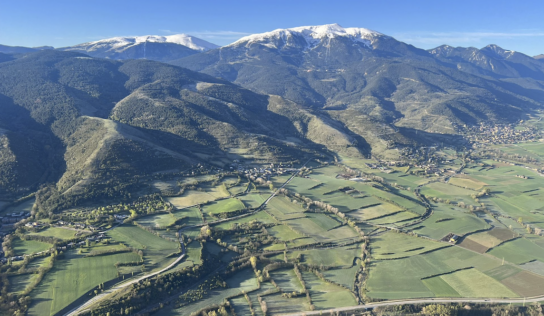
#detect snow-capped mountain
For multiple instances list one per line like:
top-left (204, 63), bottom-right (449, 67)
top-left (229, 23), bottom-right (386, 49)
top-left (59, 34), bottom-right (219, 62)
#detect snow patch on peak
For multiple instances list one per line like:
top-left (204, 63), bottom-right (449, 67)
top-left (68, 34), bottom-right (219, 52)
top-left (229, 23), bottom-right (386, 49)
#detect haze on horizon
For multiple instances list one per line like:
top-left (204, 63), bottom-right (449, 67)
top-left (1, 0), bottom-right (544, 57)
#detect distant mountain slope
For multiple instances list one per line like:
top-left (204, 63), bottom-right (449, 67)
top-left (0, 50), bottom-right (324, 211)
top-left (58, 34), bottom-right (219, 62)
top-left (171, 24), bottom-right (544, 155)
top-left (429, 44), bottom-right (544, 80)
top-left (535, 54), bottom-right (544, 60)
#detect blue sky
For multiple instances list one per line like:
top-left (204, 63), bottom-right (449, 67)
top-left (1, 0), bottom-right (544, 56)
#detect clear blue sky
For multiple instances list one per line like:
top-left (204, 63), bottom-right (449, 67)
top-left (1, 0), bottom-right (544, 56)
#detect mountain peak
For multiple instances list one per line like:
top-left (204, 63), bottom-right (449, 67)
top-left (65, 34), bottom-right (219, 53)
top-left (229, 23), bottom-right (386, 49)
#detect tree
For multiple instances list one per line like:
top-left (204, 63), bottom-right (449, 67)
top-left (250, 256), bottom-right (257, 268)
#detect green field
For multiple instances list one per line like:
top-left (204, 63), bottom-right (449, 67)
top-left (289, 245), bottom-right (360, 267)
top-left (488, 238), bottom-right (544, 264)
top-left (268, 224), bottom-right (302, 241)
top-left (108, 225), bottom-right (179, 271)
top-left (203, 198), bottom-right (246, 215)
top-left (28, 251), bottom-right (140, 316)
top-left (367, 246), bottom-right (504, 299)
top-left (239, 194), bottom-right (266, 208)
top-left (213, 211), bottom-right (277, 230)
top-left (371, 231), bottom-right (448, 259)
top-left (324, 263), bottom-right (359, 290)
top-left (172, 206), bottom-right (202, 226)
top-left (28, 227), bottom-right (87, 241)
top-left (9, 274), bottom-right (39, 295)
top-left (420, 182), bottom-right (477, 206)
top-left (422, 276), bottom-right (460, 297)
top-left (266, 196), bottom-right (306, 220)
top-left (439, 269), bottom-right (517, 297)
top-left (270, 268), bottom-right (305, 293)
top-left (302, 271), bottom-right (358, 310)
top-left (407, 203), bottom-right (488, 240)
top-left (348, 203), bottom-right (402, 221)
top-left (167, 187), bottom-right (228, 209)
top-left (137, 213), bottom-right (176, 228)
top-left (12, 238), bottom-right (52, 255)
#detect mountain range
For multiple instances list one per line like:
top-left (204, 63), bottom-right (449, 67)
top-left (1, 24), bottom-right (544, 212)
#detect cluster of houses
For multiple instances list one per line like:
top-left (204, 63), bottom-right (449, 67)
top-left (0, 211), bottom-right (30, 224)
top-left (56, 220), bottom-right (98, 231)
top-left (24, 221), bottom-right (44, 229)
top-left (114, 214), bottom-right (129, 222)
top-left (467, 123), bottom-right (541, 145)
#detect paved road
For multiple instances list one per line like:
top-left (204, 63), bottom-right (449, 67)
top-left (278, 296), bottom-right (544, 315)
top-left (64, 242), bottom-right (186, 316)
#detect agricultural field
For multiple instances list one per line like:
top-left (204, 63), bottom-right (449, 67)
top-left (407, 203), bottom-right (489, 240)
top-left (239, 193), bottom-right (266, 208)
top-left (28, 251), bottom-right (140, 316)
top-left (371, 231), bottom-right (448, 260)
top-left (136, 213), bottom-right (177, 228)
top-left (268, 224), bottom-right (302, 241)
top-left (107, 225), bottom-right (180, 271)
top-left (302, 271), bottom-right (358, 310)
top-left (202, 198), bottom-right (246, 216)
top-left (459, 228), bottom-right (514, 253)
top-left (288, 244), bottom-right (361, 267)
top-left (323, 262), bottom-right (359, 290)
top-left (487, 238), bottom-right (544, 264)
top-left (12, 238), bottom-right (52, 255)
top-left (27, 227), bottom-right (89, 241)
top-left (11, 148), bottom-right (544, 316)
top-left (270, 268), bottom-right (305, 292)
top-left (420, 182), bottom-right (477, 206)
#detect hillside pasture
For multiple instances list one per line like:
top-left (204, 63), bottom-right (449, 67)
top-left (12, 238), bottom-right (52, 255)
